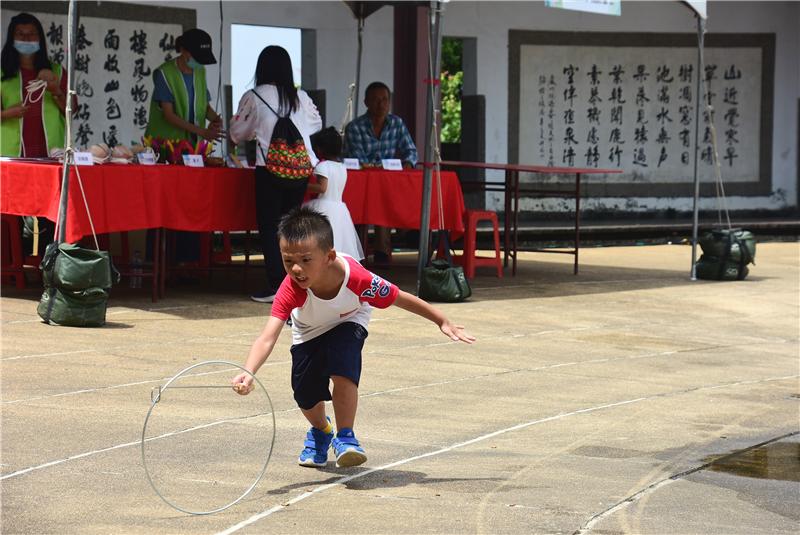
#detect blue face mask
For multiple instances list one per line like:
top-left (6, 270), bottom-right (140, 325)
top-left (186, 57), bottom-right (202, 70)
top-left (14, 40), bottom-right (40, 56)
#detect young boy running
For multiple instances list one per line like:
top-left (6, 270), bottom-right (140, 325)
top-left (232, 206), bottom-right (475, 468)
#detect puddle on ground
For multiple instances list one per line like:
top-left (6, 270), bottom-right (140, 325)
top-left (702, 442), bottom-right (800, 482)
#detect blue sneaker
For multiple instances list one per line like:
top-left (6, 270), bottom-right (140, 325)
top-left (298, 418), bottom-right (333, 467)
top-left (332, 428), bottom-right (367, 468)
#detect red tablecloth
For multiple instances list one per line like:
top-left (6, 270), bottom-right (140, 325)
top-left (1, 161), bottom-right (465, 243)
top-left (344, 169), bottom-right (464, 233)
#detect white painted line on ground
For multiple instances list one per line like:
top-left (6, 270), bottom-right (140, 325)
top-left (0, 352), bottom-right (800, 490)
top-left (0, 349), bottom-right (687, 481)
top-left (360, 349), bottom-right (685, 400)
top-left (1, 306), bottom-right (172, 325)
top-left (358, 435), bottom-right (445, 448)
top-left (217, 374), bottom-right (799, 535)
top-left (5, 329), bottom-right (510, 403)
top-left (0, 438), bottom-right (144, 481)
top-left (360, 370), bottom-right (516, 398)
top-left (471, 284), bottom-right (536, 291)
top-left (575, 427), bottom-right (800, 534)
top-left (576, 477), bottom-right (675, 534)
top-left (217, 399), bottom-right (649, 535)
top-left (0, 365), bottom-right (523, 482)
top-left (2, 305), bottom-right (218, 327)
top-left (2, 380), bottom-right (159, 405)
top-left (470, 278), bottom-right (671, 292)
top-left (0, 327), bottom-right (767, 405)
top-left (1, 349), bottom-right (97, 361)
top-left (143, 305), bottom-right (209, 312)
top-left (1, 329), bottom-right (262, 362)
top-left (1, 361), bottom-right (286, 405)
top-left (0, 409), bottom-right (271, 481)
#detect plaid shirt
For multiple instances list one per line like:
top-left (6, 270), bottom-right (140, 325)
top-left (343, 113), bottom-right (418, 166)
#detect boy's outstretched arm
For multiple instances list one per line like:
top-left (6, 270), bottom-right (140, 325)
top-left (231, 315), bottom-right (286, 395)
top-left (393, 290), bottom-right (476, 344)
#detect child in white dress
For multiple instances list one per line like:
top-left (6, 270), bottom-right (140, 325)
top-left (304, 127), bottom-right (365, 260)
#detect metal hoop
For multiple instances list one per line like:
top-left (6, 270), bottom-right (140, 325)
top-left (141, 360), bottom-right (276, 515)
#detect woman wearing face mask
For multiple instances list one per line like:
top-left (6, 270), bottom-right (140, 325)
top-left (0, 12), bottom-right (68, 158)
top-left (145, 28), bottom-right (223, 142)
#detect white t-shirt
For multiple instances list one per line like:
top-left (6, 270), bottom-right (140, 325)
top-left (270, 254), bottom-right (399, 345)
top-left (229, 85), bottom-right (323, 166)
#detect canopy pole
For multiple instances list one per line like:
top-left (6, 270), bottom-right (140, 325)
top-left (416, 1), bottom-right (444, 293)
top-left (354, 14), bottom-right (365, 119)
top-left (690, 14), bottom-right (706, 280)
top-left (57, 0), bottom-right (78, 244)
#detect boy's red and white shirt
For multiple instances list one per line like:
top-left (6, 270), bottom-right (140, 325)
top-left (271, 254), bottom-right (399, 344)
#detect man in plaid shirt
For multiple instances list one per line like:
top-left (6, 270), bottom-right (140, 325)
top-left (343, 81), bottom-right (418, 263)
top-left (343, 81), bottom-right (418, 168)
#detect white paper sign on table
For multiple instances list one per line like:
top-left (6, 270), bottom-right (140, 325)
top-left (343, 158), bottom-right (361, 170)
top-left (182, 154), bottom-right (204, 167)
top-left (381, 158), bottom-right (403, 171)
top-left (137, 152), bottom-right (156, 165)
top-left (73, 152), bottom-right (94, 166)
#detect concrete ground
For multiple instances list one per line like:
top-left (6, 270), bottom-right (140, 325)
top-left (1, 242), bottom-right (798, 534)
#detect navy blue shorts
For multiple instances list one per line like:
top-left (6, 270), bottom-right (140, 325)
top-left (290, 322), bottom-right (368, 410)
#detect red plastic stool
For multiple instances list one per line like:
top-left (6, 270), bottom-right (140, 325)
top-left (455, 210), bottom-right (503, 279)
top-left (1, 214), bottom-right (30, 288)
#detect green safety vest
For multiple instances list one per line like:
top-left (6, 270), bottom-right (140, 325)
top-left (145, 60), bottom-right (207, 140)
top-left (0, 63), bottom-right (65, 157)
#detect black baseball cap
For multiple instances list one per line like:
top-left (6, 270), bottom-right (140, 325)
top-left (179, 28), bottom-right (216, 65)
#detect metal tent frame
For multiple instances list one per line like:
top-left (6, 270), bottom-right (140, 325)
top-left (55, 0), bottom-right (78, 243)
top-left (55, 1), bottom-right (711, 290)
top-left (344, 1), bottom-right (710, 291)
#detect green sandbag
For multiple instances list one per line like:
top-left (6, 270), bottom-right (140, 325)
top-left (37, 287), bottom-right (109, 327)
top-left (37, 242), bottom-right (119, 327)
top-left (41, 242), bottom-right (119, 290)
top-left (419, 259), bottom-right (471, 302)
top-left (695, 228), bottom-right (756, 281)
top-left (695, 255), bottom-right (750, 281)
top-left (698, 229), bottom-right (756, 265)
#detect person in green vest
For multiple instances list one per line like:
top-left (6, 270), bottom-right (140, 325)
top-left (1, 12), bottom-right (68, 158)
top-left (1, 12), bottom-right (70, 255)
top-left (146, 28), bottom-right (223, 264)
top-left (145, 28), bottom-right (222, 143)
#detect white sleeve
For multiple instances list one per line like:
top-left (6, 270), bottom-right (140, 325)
top-left (314, 160), bottom-right (333, 178)
top-left (299, 91), bottom-right (323, 135)
top-left (229, 92), bottom-right (258, 144)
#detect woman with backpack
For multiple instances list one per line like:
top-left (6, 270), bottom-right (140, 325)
top-left (230, 45), bottom-right (323, 303)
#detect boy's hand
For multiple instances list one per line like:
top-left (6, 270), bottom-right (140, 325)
top-left (393, 291), bottom-right (476, 344)
top-left (231, 372), bottom-right (255, 395)
top-left (440, 320), bottom-right (476, 344)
